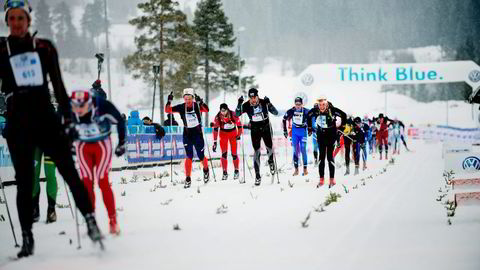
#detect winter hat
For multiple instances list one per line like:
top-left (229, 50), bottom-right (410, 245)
top-left (219, 103), bottom-right (229, 111)
top-left (70, 90), bottom-right (92, 107)
top-left (142, 116), bottom-right (151, 122)
top-left (183, 88), bottom-right (195, 97)
top-left (4, 0), bottom-right (32, 24)
top-left (378, 113), bottom-right (384, 118)
top-left (354, 117), bottom-right (361, 123)
top-left (248, 88), bottom-right (258, 98)
top-left (294, 97), bottom-right (303, 104)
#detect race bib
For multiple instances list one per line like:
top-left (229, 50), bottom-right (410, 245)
top-left (186, 112), bottom-right (200, 128)
top-left (77, 123), bottom-right (101, 139)
top-left (316, 115), bottom-right (327, 128)
top-left (252, 113), bottom-right (263, 122)
top-left (293, 111), bottom-right (303, 126)
top-left (9, 52), bottom-right (44, 86)
top-left (223, 122), bottom-right (235, 130)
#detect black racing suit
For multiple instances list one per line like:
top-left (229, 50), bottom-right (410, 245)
top-left (307, 103), bottom-right (346, 179)
top-left (0, 34), bottom-right (94, 233)
top-left (236, 99), bottom-right (278, 178)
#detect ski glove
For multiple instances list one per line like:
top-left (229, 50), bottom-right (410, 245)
top-left (167, 92), bottom-right (174, 102)
top-left (212, 141), bottom-right (217, 152)
top-left (64, 122), bottom-right (79, 141)
top-left (194, 94), bottom-right (203, 104)
top-left (264, 96), bottom-right (270, 105)
top-left (308, 127), bottom-right (313, 136)
top-left (115, 143), bottom-right (126, 157)
top-left (236, 134), bottom-right (241, 140)
top-left (283, 129), bottom-right (288, 139)
top-left (238, 96), bottom-right (244, 106)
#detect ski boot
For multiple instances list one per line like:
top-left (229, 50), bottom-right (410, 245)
top-left (292, 167), bottom-right (299, 176)
top-left (363, 162), bottom-right (367, 171)
top-left (109, 217), bottom-right (121, 235)
top-left (354, 165), bottom-right (359, 175)
top-left (46, 206), bottom-right (57, 223)
top-left (85, 213), bottom-right (103, 242)
top-left (17, 230), bottom-right (34, 258)
top-left (302, 167), bottom-right (308, 176)
top-left (203, 169), bottom-right (210, 184)
top-left (379, 152), bottom-right (383, 160)
top-left (255, 173), bottom-right (261, 186)
top-left (233, 170), bottom-right (240, 180)
top-left (385, 152), bottom-right (388, 160)
top-left (329, 178), bottom-right (336, 188)
top-left (222, 171), bottom-right (228, 181)
top-left (314, 159), bottom-right (319, 166)
top-left (32, 204), bottom-right (40, 223)
top-left (344, 166), bottom-right (350, 176)
top-left (184, 176), bottom-right (192, 189)
top-left (317, 177), bottom-right (325, 188)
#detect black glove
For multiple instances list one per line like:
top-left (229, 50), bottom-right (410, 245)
top-left (64, 122), bottom-right (79, 141)
top-left (308, 127), bottom-right (313, 136)
top-left (238, 96), bottom-right (244, 106)
top-left (115, 143), bottom-right (126, 157)
top-left (194, 94), bottom-right (203, 103)
top-left (283, 129), bottom-right (288, 139)
top-left (236, 134), bottom-right (241, 140)
top-left (167, 92), bottom-right (174, 102)
top-left (264, 96), bottom-right (270, 105)
top-left (212, 141), bottom-right (217, 152)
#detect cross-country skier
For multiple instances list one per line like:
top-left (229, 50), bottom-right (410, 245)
top-left (374, 113), bottom-right (393, 160)
top-left (352, 117), bottom-right (369, 174)
top-left (311, 103), bottom-right (320, 165)
top-left (165, 88), bottom-right (210, 188)
top-left (307, 95), bottom-right (346, 188)
top-left (342, 116), bottom-right (355, 175)
top-left (212, 103), bottom-right (243, 181)
top-left (282, 97), bottom-right (310, 176)
top-left (0, 0), bottom-right (102, 257)
top-left (236, 88), bottom-right (278, 186)
top-left (70, 90), bottom-right (126, 235)
top-left (389, 118), bottom-right (409, 153)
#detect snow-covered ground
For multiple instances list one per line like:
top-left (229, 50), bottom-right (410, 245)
top-left (1, 140), bottom-right (479, 270)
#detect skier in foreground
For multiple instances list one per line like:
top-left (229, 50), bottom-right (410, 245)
top-left (165, 88), bottom-right (210, 188)
top-left (70, 90), bottom-right (126, 235)
top-left (212, 103), bottom-right (243, 181)
top-left (0, 0), bottom-right (101, 258)
top-left (282, 97), bottom-right (310, 176)
top-left (236, 88), bottom-right (278, 186)
top-left (307, 96), bottom-right (346, 188)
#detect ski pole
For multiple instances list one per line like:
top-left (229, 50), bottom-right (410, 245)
top-left (63, 180), bottom-right (75, 219)
top-left (95, 53), bottom-right (104, 81)
top-left (74, 204), bottom-right (81, 249)
top-left (204, 132), bottom-right (216, 182)
top-left (266, 104), bottom-right (280, 184)
top-left (168, 92), bottom-right (174, 184)
top-left (0, 176), bottom-right (20, 247)
top-left (239, 103), bottom-right (247, 183)
top-left (337, 129), bottom-right (356, 142)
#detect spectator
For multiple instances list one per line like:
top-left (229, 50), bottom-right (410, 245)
top-left (143, 116), bottom-right (165, 140)
top-left (163, 113), bottom-right (178, 126)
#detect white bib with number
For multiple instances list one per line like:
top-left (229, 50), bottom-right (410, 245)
top-left (252, 106), bottom-right (264, 122)
top-left (9, 52), bottom-right (44, 87)
top-left (316, 115), bottom-right (327, 128)
top-left (77, 123), bottom-right (101, 139)
top-left (223, 122), bottom-right (235, 130)
top-left (293, 111), bottom-right (304, 126)
top-left (186, 112), bottom-right (200, 128)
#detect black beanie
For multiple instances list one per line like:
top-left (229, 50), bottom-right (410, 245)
top-left (220, 103), bottom-right (229, 111)
top-left (248, 88), bottom-right (258, 97)
top-left (295, 97), bottom-right (303, 104)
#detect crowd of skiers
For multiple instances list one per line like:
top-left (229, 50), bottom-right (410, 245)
top-left (0, 0), bottom-right (409, 260)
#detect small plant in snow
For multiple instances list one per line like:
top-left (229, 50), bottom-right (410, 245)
top-left (280, 187), bottom-right (284, 192)
top-left (342, 184), bottom-right (349, 193)
top-left (0, 214), bottom-right (5, 222)
top-left (121, 191), bottom-right (126, 197)
top-left (288, 180), bottom-right (294, 188)
top-left (0, 195), bottom-right (5, 204)
top-left (352, 184), bottom-right (358, 190)
top-left (300, 212), bottom-right (311, 228)
top-left (361, 180), bottom-right (366, 186)
top-left (197, 186), bottom-right (201, 194)
top-left (447, 209), bottom-right (455, 217)
top-left (436, 194), bottom-right (447, 201)
top-left (130, 175), bottom-right (139, 183)
top-left (324, 192), bottom-right (341, 206)
top-left (447, 219), bottom-right (452, 225)
top-left (313, 204), bottom-right (325, 213)
top-left (389, 158), bottom-right (395, 165)
top-left (161, 199), bottom-right (173, 206)
top-left (56, 204), bottom-right (71, 209)
top-left (216, 204), bottom-right (228, 214)
top-left (173, 224), bottom-right (181, 231)
top-left (305, 178), bottom-right (310, 183)
top-left (143, 176), bottom-right (152, 182)
top-left (250, 191), bottom-right (258, 200)
top-left (120, 177), bottom-right (128, 185)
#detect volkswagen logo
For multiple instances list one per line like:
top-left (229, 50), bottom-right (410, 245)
top-left (468, 70), bottom-right (480, 83)
top-left (301, 73), bottom-right (314, 86)
top-left (462, 156), bottom-right (480, 171)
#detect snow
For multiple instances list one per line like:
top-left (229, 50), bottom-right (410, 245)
top-left (1, 140), bottom-right (480, 269)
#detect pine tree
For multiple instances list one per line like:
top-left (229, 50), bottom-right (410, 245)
top-left (193, 0), bottom-right (239, 126)
top-left (53, 1), bottom-right (80, 59)
top-left (81, 0), bottom-right (106, 51)
top-left (34, 0), bottom-right (54, 40)
top-left (124, 0), bottom-right (196, 123)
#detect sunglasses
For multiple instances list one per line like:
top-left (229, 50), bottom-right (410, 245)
top-left (295, 103), bottom-right (302, 106)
